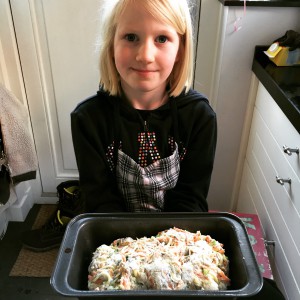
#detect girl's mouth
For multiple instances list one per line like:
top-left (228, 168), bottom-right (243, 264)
top-left (132, 68), bottom-right (156, 74)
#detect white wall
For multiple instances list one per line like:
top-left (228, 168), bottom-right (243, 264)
top-left (195, 1), bottom-right (300, 211)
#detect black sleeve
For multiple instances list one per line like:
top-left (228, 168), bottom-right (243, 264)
top-left (71, 108), bottom-right (125, 213)
top-left (164, 103), bottom-right (217, 212)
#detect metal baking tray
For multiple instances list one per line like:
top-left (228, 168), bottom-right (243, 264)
top-left (50, 212), bottom-right (263, 299)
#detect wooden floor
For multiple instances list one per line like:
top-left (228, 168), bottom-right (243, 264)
top-left (0, 204), bottom-right (77, 300)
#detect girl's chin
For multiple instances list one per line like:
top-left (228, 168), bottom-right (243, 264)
top-left (120, 78), bottom-right (168, 95)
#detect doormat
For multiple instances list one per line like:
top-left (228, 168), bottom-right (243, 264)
top-left (9, 204), bottom-right (59, 277)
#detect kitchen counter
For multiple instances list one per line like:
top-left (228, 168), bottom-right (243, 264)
top-left (219, 0), bottom-right (300, 7)
top-left (252, 46), bottom-right (300, 133)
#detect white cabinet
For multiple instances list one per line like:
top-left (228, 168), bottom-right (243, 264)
top-left (237, 82), bottom-right (300, 300)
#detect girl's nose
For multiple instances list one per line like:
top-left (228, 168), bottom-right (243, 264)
top-left (136, 41), bottom-right (155, 63)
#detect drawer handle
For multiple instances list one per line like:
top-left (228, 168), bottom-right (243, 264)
top-left (276, 176), bottom-right (291, 185)
top-left (264, 240), bottom-right (275, 247)
top-left (283, 145), bottom-right (299, 156)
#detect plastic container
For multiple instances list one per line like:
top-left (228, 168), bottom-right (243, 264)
top-left (51, 212), bottom-right (263, 299)
top-left (264, 42), bottom-right (300, 66)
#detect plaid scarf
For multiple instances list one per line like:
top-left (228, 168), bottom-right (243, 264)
top-left (116, 143), bottom-right (180, 212)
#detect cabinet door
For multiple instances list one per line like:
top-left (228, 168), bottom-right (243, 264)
top-left (238, 83), bottom-right (300, 300)
top-left (10, 0), bottom-right (101, 193)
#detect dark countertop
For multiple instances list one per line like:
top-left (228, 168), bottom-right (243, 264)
top-left (219, 0), bottom-right (300, 7)
top-left (252, 46), bottom-right (300, 133)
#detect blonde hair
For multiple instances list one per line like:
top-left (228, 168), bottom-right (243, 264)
top-left (98, 0), bottom-right (194, 97)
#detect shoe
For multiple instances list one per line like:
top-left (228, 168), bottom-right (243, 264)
top-left (56, 180), bottom-right (85, 216)
top-left (21, 209), bottom-right (71, 252)
top-left (22, 180), bottom-right (84, 252)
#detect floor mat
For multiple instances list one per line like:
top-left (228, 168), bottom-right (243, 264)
top-left (9, 204), bottom-right (59, 277)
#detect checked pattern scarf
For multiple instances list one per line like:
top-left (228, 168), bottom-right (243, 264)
top-left (116, 143), bottom-right (180, 212)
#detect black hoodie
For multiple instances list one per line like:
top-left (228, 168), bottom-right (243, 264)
top-left (71, 88), bottom-right (217, 213)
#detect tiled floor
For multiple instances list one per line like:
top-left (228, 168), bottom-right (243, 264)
top-left (0, 204), bottom-right (77, 300)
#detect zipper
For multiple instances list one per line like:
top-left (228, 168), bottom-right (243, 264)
top-left (144, 120), bottom-right (148, 132)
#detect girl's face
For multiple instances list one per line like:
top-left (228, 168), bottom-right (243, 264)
top-left (113, 2), bottom-right (181, 104)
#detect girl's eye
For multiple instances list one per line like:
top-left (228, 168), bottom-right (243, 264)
top-left (125, 34), bottom-right (138, 42)
top-left (156, 35), bottom-right (168, 43)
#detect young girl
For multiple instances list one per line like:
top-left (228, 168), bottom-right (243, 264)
top-left (71, 0), bottom-right (217, 213)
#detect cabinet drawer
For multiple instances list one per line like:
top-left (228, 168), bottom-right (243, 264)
top-left (255, 83), bottom-right (300, 180)
top-left (238, 162), bottom-right (300, 299)
top-left (245, 110), bottom-right (300, 292)
top-left (238, 82), bottom-right (300, 300)
top-left (246, 108), bottom-right (300, 254)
